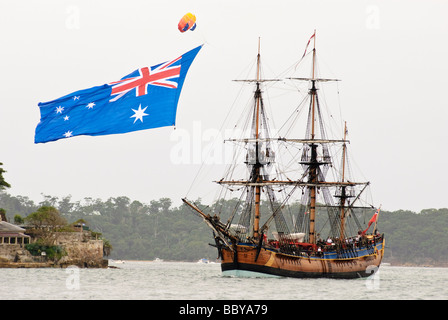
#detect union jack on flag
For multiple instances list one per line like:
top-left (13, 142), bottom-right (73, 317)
top-left (35, 45), bottom-right (202, 144)
top-left (109, 56), bottom-right (182, 101)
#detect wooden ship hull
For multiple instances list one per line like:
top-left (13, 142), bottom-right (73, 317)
top-left (220, 237), bottom-right (385, 279)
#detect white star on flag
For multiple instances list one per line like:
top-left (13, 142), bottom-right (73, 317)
top-left (86, 102), bottom-right (95, 109)
top-left (130, 104), bottom-right (149, 123)
top-left (63, 131), bottom-right (73, 138)
top-left (56, 106), bottom-right (64, 114)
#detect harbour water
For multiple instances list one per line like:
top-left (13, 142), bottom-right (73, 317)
top-left (1, 260), bottom-right (447, 300)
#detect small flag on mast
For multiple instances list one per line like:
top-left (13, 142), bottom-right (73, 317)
top-left (362, 207), bottom-right (381, 235)
top-left (302, 31), bottom-right (316, 58)
top-left (34, 45), bottom-right (202, 144)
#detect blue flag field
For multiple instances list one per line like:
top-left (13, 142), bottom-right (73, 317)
top-left (35, 45), bottom-right (202, 144)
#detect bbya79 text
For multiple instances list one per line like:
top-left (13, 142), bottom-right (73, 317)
top-left (179, 304), bottom-right (268, 317)
top-left (223, 304), bottom-right (268, 315)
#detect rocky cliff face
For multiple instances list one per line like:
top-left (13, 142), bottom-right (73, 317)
top-left (0, 245), bottom-right (35, 263)
top-left (0, 230), bottom-right (108, 268)
top-left (55, 232), bottom-right (107, 268)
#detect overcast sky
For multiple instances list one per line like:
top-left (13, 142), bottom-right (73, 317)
top-left (0, 0), bottom-right (447, 212)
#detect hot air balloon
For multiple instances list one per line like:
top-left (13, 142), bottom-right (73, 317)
top-left (178, 13), bottom-right (196, 32)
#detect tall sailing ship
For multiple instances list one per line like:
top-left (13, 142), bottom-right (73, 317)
top-left (183, 33), bottom-right (385, 278)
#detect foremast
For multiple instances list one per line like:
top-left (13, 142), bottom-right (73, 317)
top-left (182, 38), bottom-right (270, 245)
top-left (231, 38), bottom-right (276, 242)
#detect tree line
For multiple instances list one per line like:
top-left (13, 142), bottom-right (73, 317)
top-left (1, 191), bottom-right (448, 266)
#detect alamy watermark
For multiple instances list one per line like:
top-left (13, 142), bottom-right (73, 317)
top-left (169, 121), bottom-right (280, 172)
top-left (66, 265), bottom-right (80, 290)
top-left (364, 266), bottom-right (380, 290)
top-left (65, 5), bottom-right (81, 30)
top-left (365, 5), bottom-right (380, 30)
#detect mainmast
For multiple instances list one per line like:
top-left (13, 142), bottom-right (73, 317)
top-left (308, 30), bottom-right (317, 244)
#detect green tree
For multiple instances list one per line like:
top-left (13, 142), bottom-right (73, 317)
top-left (102, 239), bottom-right (113, 257)
top-left (14, 214), bottom-right (25, 224)
top-left (0, 208), bottom-right (6, 222)
top-left (0, 162), bottom-right (11, 191)
top-left (25, 206), bottom-right (67, 228)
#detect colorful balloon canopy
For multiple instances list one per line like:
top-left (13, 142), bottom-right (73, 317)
top-left (178, 13), bottom-right (196, 32)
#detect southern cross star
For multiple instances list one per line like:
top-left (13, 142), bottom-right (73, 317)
top-left (86, 102), bottom-right (95, 109)
top-left (130, 104), bottom-right (149, 124)
top-left (56, 106), bottom-right (64, 114)
top-left (63, 131), bottom-right (73, 138)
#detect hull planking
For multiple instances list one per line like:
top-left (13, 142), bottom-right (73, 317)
top-left (220, 237), bottom-right (385, 279)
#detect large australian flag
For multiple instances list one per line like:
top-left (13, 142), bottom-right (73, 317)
top-left (35, 45), bottom-right (202, 144)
